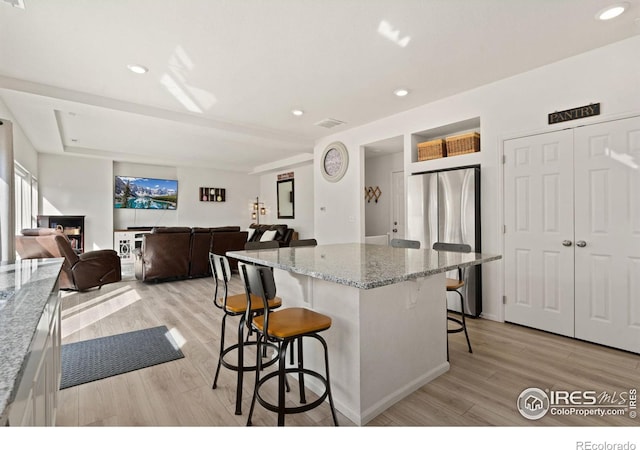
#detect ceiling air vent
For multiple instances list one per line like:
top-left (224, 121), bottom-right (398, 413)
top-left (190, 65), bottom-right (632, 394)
top-left (314, 118), bottom-right (345, 129)
top-left (2, 0), bottom-right (25, 8)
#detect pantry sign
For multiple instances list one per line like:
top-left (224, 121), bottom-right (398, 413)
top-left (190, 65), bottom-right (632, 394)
top-left (548, 103), bottom-right (600, 124)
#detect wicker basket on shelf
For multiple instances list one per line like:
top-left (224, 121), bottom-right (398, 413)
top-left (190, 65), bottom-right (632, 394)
top-left (445, 132), bottom-right (480, 156)
top-left (417, 138), bottom-right (446, 161)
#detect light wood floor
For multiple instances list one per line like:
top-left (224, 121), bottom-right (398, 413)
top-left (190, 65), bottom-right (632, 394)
top-left (56, 271), bottom-right (640, 427)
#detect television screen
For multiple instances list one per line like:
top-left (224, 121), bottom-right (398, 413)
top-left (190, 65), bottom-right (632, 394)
top-left (114, 176), bottom-right (178, 210)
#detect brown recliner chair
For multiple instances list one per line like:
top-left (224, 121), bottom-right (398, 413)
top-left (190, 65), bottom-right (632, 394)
top-left (15, 228), bottom-right (122, 291)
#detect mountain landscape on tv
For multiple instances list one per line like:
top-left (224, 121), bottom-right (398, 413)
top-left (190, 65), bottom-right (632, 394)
top-left (114, 176), bottom-right (178, 210)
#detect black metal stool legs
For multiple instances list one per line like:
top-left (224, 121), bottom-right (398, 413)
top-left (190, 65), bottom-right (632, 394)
top-left (235, 315), bottom-right (246, 415)
top-left (212, 312), bottom-right (248, 415)
top-left (246, 334), bottom-right (338, 427)
top-left (277, 340), bottom-right (289, 426)
top-left (297, 336), bottom-right (306, 404)
top-left (212, 313), bottom-right (228, 390)
top-left (447, 290), bottom-right (473, 355)
top-left (318, 334), bottom-right (339, 426)
top-left (458, 291), bottom-right (472, 353)
top-left (246, 334), bottom-right (264, 426)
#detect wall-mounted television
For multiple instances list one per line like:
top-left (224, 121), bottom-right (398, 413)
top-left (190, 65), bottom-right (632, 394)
top-left (114, 176), bottom-right (178, 210)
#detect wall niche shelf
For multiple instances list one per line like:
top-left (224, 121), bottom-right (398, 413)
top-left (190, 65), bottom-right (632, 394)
top-left (410, 117), bottom-right (481, 168)
top-left (37, 215), bottom-right (85, 254)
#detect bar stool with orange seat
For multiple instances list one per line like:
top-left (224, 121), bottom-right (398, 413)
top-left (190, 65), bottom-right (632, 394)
top-left (209, 252), bottom-right (284, 415)
top-left (432, 242), bottom-right (473, 359)
top-left (241, 264), bottom-right (339, 426)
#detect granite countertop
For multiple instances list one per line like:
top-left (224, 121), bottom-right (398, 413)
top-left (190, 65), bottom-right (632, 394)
top-left (0, 258), bottom-right (63, 425)
top-left (227, 243), bottom-right (501, 289)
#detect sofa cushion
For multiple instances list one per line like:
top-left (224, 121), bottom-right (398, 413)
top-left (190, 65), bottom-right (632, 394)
top-left (259, 229), bottom-right (277, 242)
top-left (245, 228), bottom-right (256, 241)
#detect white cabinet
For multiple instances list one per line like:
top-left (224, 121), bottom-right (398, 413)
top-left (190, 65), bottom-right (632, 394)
top-left (114, 230), bottom-right (150, 264)
top-left (504, 115), bottom-right (640, 353)
top-left (8, 290), bottom-right (61, 426)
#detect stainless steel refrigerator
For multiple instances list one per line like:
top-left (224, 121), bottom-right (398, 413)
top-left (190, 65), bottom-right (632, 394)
top-left (407, 166), bottom-right (482, 316)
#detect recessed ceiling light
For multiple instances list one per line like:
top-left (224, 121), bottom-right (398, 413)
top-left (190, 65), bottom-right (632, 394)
top-left (291, 109), bottom-right (304, 116)
top-left (127, 64), bottom-right (149, 74)
top-left (596, 2), bottom-right (628, 20)
top-left (394, 88), bottom-right (409, 97)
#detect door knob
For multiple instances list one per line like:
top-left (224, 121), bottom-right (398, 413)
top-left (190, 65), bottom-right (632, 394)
top-left (562, 240), bottom-right (572, 247)
top-left (392, 229), bottom-right (398, 233)
top-left (576, 240), bottom-right (587, 247)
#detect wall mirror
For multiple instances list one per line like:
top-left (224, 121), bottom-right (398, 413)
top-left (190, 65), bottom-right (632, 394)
top-left (277, 179), bottom-right (294, 219)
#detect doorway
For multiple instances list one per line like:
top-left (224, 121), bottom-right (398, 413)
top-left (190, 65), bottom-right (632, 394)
top-left (363, 136), bottom-right (404, 244)
top-left (390, 170), bottom-right (405, 240)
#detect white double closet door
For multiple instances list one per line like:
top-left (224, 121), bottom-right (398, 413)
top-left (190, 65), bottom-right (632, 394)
top-left (504, 115), bottom-right (640, 354)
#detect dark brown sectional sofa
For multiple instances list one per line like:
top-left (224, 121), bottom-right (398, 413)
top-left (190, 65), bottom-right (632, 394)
top-left (134, 226), bottom-right (248, 282)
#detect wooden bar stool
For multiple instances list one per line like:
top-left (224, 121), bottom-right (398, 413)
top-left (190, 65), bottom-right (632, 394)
top-left (209, 253), bottom-right (283, 415)
top-left (432, 242), bottom-right (473, 359)
top-left (241, 264), bottom-right (339, 426)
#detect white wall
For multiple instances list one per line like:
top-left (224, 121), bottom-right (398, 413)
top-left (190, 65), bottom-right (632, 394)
top-left (40, 158), bottom-right (259, 250)
top-left (113, 162), bottom-right (259, 231)
top-left (39, 154), bottom-right (113, 251)
top-left (258, 161), bottom-right (314, 239)
top-left (175, 165), bottom-right (258, 229)
top-left (364, 151), bottom-right (403, 237)
top-left (0, 98), bottom-right (38, 175)
top-left (315, 35), bottom-right (640, 322)
top-left (0, 99), bottom-right (39, 259)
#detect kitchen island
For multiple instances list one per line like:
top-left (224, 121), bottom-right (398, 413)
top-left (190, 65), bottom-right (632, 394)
top-left (227, 243), bottom-right (500, 425)
top-left (0, 258), bottom-right (63, 426)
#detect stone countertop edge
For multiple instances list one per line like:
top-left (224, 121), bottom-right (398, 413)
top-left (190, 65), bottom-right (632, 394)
top-left (0, 258), bottom-right (63, 425)
top-left (226, 250), bottom-right (501, 290)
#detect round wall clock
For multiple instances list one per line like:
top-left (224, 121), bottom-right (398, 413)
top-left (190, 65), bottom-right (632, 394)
top-left (321, 141), bottom-right (349, 182)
